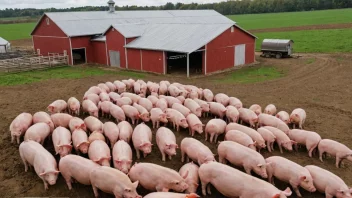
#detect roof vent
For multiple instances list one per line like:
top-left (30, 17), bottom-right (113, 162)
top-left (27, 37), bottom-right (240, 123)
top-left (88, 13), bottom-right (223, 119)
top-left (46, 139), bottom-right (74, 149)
top-left (108, 0), bottom-right (115, 13)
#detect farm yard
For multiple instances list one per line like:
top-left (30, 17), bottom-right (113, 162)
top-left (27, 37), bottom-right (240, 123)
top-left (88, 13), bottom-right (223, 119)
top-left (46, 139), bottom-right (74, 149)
top-left (0, 6), bottom-right (352, 198)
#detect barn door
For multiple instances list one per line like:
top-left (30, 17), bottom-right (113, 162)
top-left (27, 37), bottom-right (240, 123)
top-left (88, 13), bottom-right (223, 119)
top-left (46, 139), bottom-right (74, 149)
top-left (109, 51), bottom-right (120, 67)
top-left (235, 44), bottom-right (246, 66)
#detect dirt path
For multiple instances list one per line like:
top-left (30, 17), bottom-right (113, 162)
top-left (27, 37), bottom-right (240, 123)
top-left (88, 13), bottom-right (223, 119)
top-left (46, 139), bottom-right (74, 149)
top-left (0, 53), bottom-right (352, 198)
top-left (250, 23), bottom-right (352, 33)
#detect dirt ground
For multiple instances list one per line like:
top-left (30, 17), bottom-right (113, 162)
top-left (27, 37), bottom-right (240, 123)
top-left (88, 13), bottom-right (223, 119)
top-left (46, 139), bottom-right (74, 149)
top-left (0, 53), bottom-right (352, 198)
top-left (250, 23), bottom-right (352, 33)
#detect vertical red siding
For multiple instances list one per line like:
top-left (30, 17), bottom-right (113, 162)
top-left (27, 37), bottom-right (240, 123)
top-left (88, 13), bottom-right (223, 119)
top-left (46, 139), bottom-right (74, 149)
top-left (92, 41), bottom-right (107, 65)
top-left (106, 28), bottom-right (126, 68)
top-left (245, 43), bottom-right (255, 64)
top-left (126, 49), bottom-right (141, 71)
top-left (126, 37), bottom-right (137, 44)
top-left (32, 15), bottom-right (67, 37)
top-left (71, 36), bottom-right (94, 63)
top-left (202, 49), bottom-right (206, 75)
top-left (141, 50), bottom-right (164, 74)
top-left (33, 36), bottom-right (71, 64)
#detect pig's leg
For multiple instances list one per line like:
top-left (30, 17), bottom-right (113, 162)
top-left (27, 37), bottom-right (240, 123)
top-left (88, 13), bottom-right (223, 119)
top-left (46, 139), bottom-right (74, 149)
top-left (271, 142), bottom-right (275, 151)
top-left (294, 143), bottom-right (298, 152)
top-left (143, 153), bottom-right (148, 158)
top-left (307, 144), bottom-right (317, 158)
top-left (161, 151), bottom-right (166, 162)
top-left (152, 121), bottom-right (155, 129)
top-left (20, 153), bottom-right (28, 172)
top-left (177, 125), bottom-right (180, 132)
top-left (42, 178), bottom-right (49, 190)
top-left (319, 149), bottom-right (324, 162)
top-left (135, 148), bottom-right (141, 159)
top-left (157, 121), bottom-right (160, 129)
top-left (207, 184), bottom-right (212, 194)
top-left (63, 175), bottom-right (73, 190)
top-left (210, 134), bottom-right (215, 143)
top-left (205, 131), bottom-right (208, 141)
top-left (278, 143), bottom-right (283, 154)
top-left (168, 155), bottom-right (172, 160)
top-left (335, 157), bottom-right (342, 168)
top-left (92, 185), bottom-right (99, 198)
top-left (218, 155), bottom-right (226, 164)
top-left (181, 151), bottom-right (185, 162)
top-left (201, 180), bottom-right (209, 196)
top-left (188, 128), bottom-right (192, 136)
top-left (244, 166), bottom-right (252, 175)
top-left (214, 134), bottom-right (219, 143)
top-left (191, 130), bottom-right (195, 137)
top-left (156, 185), bottom-right (168, 192)
top-left (17, 136), bottom-right (20, 144)
top-left (289, 182), bottom-right (302, 197)
top-left (11, 135), bottom-right (14, 143)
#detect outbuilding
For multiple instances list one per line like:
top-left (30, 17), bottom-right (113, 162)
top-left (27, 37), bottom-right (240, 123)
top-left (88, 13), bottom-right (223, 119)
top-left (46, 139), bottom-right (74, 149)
top-left (31, 0), bottom-right (257, 77)
top-left (0, 37), bottom-right (11, 53)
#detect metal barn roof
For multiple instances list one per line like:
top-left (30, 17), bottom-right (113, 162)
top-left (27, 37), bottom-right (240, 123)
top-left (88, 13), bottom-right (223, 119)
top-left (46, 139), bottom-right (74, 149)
top-left (107, 24), bottom-right (148, 38)
top-left (262, 39), bottom-right (294, 44)
top-left (0, 37), bottom-right (9, 46)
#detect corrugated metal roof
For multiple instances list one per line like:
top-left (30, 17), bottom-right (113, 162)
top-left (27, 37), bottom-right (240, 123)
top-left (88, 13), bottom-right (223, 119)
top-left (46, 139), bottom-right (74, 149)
top-left (91, 36), bottom-right (106, 42)
top-left (0, 37), bottom-right (9, 45)
top-left (125, 23), bottom-right (233, 53)
top-left (263, 39), bottom-right (294, 44)
top-left (108, 24), bottom-right (148, 38)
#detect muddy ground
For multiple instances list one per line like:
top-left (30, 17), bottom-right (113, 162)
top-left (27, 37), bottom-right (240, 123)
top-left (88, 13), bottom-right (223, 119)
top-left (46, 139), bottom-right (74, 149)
top-left (0, 53), bottom-right (351, 198)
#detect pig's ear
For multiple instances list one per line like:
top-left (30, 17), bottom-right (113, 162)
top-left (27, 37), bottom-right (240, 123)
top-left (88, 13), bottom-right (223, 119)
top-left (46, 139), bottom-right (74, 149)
top-left (132, 181), bottom-right (139, 189)
top-left (272, 194), bottom-right (280, 198)
top-left (257, 164), bottom-right (263, 167)
top-left (124, 187), bottom-right (132, 192)
top-left (181, 118), bottom-right (186, 122)
top-left (39, 172), bottom-right (47, 176)
top-left (47, 105), bottom-right (54, 111)
top-left (182, 170), bottom-right (189, 179)
top-left (282, 187), bottom-right (292, 196)
top-left (291, 140), bottom-right (297, 144)
top-left (300, 176), bottom-right (306, 181)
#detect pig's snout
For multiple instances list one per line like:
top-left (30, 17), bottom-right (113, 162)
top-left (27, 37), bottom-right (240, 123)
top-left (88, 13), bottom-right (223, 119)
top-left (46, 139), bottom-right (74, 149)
top-left (261, 172), bottom-right (268, 178)
top-left (48, 179), bottom-right (56, 185)
top-left (309, 187), bottom-right (316, 192)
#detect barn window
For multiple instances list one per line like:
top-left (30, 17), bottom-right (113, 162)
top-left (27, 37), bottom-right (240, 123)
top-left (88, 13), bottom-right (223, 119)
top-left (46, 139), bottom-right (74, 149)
top-left (46, 18), bottom-right (50, 25)
top-left (231, 26), bottom-right (234, 33)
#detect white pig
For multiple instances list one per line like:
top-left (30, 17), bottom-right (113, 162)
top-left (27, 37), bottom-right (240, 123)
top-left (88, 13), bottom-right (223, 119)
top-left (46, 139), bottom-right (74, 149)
top-left (288, 129), bottom-right (321, 157)
top-left (88, 140), bottom-right (111, 167)
top-left (10, 112), bottom-right (33, 144)
top-left (150, 108), bottom-right (168, 129)
top-left (52, 127), bottom-right (72, 158)
top-left (156, 127), bottom-right (178, 161)
top-left (112, 140), bottom-right (132, 174)
top-left (225, 130), bottom-right (256, 151)
top-left (290, 108), bottom-right (307, 129)
top-left (132, 123), bottom-right (153, 159)
top-left (47, 99), bottom-right (67, 114)
top-left (276, 111), bottom-right (290, 124)
top-left (82, 99), bottom-right (99, 117)
top-left (318, 139), bottom-right (352, 168)
top-left (67, 97), bottom-right (80, 116)
top-left (24, 123), bottom-right (51, 144)
top-left (103, 121), bottom-right (120, 148)
top-left (204, 119), bottom-right (226, 143)
top-left (257, 127), bottom-right (276, 152)
top-left (117, 121), bottom-right (133, 143)
top-left (264, 126), bottom-right (294, 153)
top-left (84, 116), bottom-right (103, 133)
top-left (180, 138), bottom-right (215, 165)
top-left (51, 113), bottom-right (72, 128)
top-left (179, 162), bottom-right (199, 194)
top-left (72, 129), bottom-right (90, 154)
top-left (33, 111), bottom-right (54, 132)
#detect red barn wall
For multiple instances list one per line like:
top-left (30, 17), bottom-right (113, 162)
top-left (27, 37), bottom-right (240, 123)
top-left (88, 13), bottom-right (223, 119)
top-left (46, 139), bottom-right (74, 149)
top-left (206, 26), bottom-right (255, 74)
top-left (92, 41), bottom-right (107, 65)
top-left (32, 15), bottom-right (67, 37)
top-left (126, 49), bottom-right (141, 71)
top-left (32, 36), bottom-right (72, 64)
top-left (70, 36), bottom-right (94, 64)
top-left (141, 50), bottom-right (164, 74)
top-left (106, 29), bottom-right (126, 68)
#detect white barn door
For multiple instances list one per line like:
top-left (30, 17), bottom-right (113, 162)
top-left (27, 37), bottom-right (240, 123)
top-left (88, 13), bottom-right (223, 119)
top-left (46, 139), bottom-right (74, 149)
top-left (109, 51), bottom-right (120, 67)
top-left (235, 44), bottom-right (246, 66)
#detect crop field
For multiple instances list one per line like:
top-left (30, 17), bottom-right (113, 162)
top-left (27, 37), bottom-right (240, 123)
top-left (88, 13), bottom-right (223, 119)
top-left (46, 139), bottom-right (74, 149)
top-left (0, 22), bottom-right (36, 40)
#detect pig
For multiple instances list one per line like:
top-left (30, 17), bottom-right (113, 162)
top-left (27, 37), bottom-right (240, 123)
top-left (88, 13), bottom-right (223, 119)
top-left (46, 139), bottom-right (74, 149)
top-left (238, 108), bottom-right (258, 128)
top-left (114, 80), bottom-right (127, 93)
top-left (69, 117), bottom-right (86, 132)
top-left (179, 162), bottom-right (199, 194)
top-left (225, 105), bottom-right (239, 123)
top-left (165, 108), bottom-right (189, 132)
top-left (59, 154), bottom-right (100, 190)
top-left (263, 126), bottom-right (294, 153)
top-left (19, 140), bottom-right (60, 190)
top-left (169, 84), bottom-right (182, 97)
top-left (202, 89), bottom-right (214, 102)
top-left (103, 122), bottom-right (120, 148)
top-left (133, 103), bottom-right (150, 123)
top-left (33, 111), bottom-right (54, 132)
top-left (189, 91), bottom-right (198, 99)
top-left (229, 97), bottom-right (243, 109)
top-left (99, 92), bottom-right (110, 102)
top-left (105, 81), bottom-right (116, 92)
top-left (288, 129), bottom-right (321, 157)
top-left (264, 104), bottom-right (277, 115)
top-left (98, 83), bottom-right (110, 93)
top-left (214, 93), bottom-right (230, 106)
top-left (122, 80), bottom-right (133, 90)
top-left (82, 99), bottom-right (99, 117)
top-left (156, 98), bottom-right (168, 111)
top-left (147, 95), bottom-right (159, 107)
top-left (249, 104), bottom-right (262, 115)
top-left (121, 105), bottom-right (140, 125)
top-left (129, 163), bottom-right (189, 192)
top-left (10, 112), bottom-right (33, 144)
top-left (89, 131), bottom-right (106, 143)
top-left (148, 81), bottom-right (159, 93)
top-left (184, 99), bottom-right (202, 117)
top-left (159, 82), bottom-right (169, 95)
top-left (257, 127), bottom-right (276, 152)
top-left (110, 104), bottom-right (126, 122)
top-left (318, 139), bottom-right (352, 168)
top-left (150, 108), bottom-right (168, 129)
top-left (218, 141), bottom-right (268, 178)
top-left (185, 113), bottom-right (203, 136)
top-left (72, 129), bottom-right (90, 154)
top-left (305, 165), bottom-right (352, 198)
top-left (134, 82), bottom-right (141, 94)
top-left (199, 161), bottom-right (293, 197)
top-left (258, 113), bottom-right (290, 134)
top-left (225, 123), bottom-right (266, 150)
top-left (161, 96), bottom-right (182, 108)
top-left (98, 101), bottom-right (113, 117)
top-left (132, 123), bottom-right (153, 159)
top-left (180, 137), bottom-right (215, 165)
top-left (208, 102), bottom-right (226, 119)
top-left (24, 123), bottom-right (51, 144)
top-left (88, 140), bottom-right (111, 166)
top-left (172, 103), bottom-right (191, 117)
top-left (83, 93), bottom-right (100, 106)
top-left (177, 96), bottom-right (186, 104)
top-left (144, 192), bottom-right (200, 198)
top-left (52, 127), bottom-right (72, 158)
top-left (67, 97), bottom-right (80, 116)
top-left (193, 98), bottom-right (210, 117)
top-left (117, 121), bottom-right (133, 143)
top-left (109, 92), bottom-right (121, 103)
top-left (225, 130), bottom-right (256, 151)
top-left (204, 119), bottom-right (226, 143)
top-left (47, 99), bottom-right (67, 114)
top-left (138, 98), bottom-right (153, 112)
top-left (85, 86), bottom-right (103, 96)
top-left (112, 140), bottom-right (132, 174)
top-left (156, 127), bottom-right (178, 161)
top-left (116, 97), bottom-right (133, 106)
top-left (266, 156), bottom-right (316, 197)
top-left (84, 116), bottom-right (103, 132)
top-left (90, 166), bottom-right (141, 198)
top-left (120, 92), bottom-right (141, 103)
top-left (276, 111), bottom-right (290, 124)
top-left (290, 108), bottom-right (307, 129)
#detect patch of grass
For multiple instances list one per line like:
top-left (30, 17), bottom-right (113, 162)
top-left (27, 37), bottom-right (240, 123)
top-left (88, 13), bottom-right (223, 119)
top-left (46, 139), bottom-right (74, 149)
top-left (255, 29), bottom-right (352, 53)
top-left (0, 66), bottom-right (145, 86)
top-left (306, 58), bottom-right (316, 64)
top-left (228, 8), bottom-right (352, 30)
top-left (0, 22), bottom-right (36, 40)
top-left (216, 66), bottom-right (284, 84)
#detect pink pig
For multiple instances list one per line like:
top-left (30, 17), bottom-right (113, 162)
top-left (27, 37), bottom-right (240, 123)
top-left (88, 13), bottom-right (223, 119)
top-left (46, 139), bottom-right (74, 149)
top-left (112, 140), bottom-right (132, 174)
top-left (121, 105), bottom-right (140, 125)
top-left (156, 98), bottom-right (168, 111)
top-left (10, 112), bottom-right (33, 144)
top-left (180, 137), bottom-right (215, 165)
top-left (264, 104), bottom-right (277, 115)
top-left (133, 103), bottom-right (150, 123)
top-left (318, 139), bottom-right (352, 168)
top-left (204, 119), bottom-right (226, 143)
top-left (150, 108), bottom-right (168, 129)
top-left (159, 82), bottom-right (168, 95)
top-left (168, 84), bottom-right (182, 97)
top-left (202, 89), bottom-right (214, 102)
top-left (214, 93), bottom-right (230, 106)
top-left (276, 111), bottom-right (290, 124)
top-left (156, 127), bottom-right (178, 161)
top-left (109, 92), bottom-right (121, 103)
top-left (179, 162), bottom-right (199, 194)
top-left (165, 108), bottom-right (188, 132)
top-left (103, 122), bottom-right (120, 148)
top-left (98, 83), bottom-right (110, 93)
top-left (249, 104), bottom-right (262, 115)
top-left (134, 81), bottom-right (141, 94)
top-left (59, 154), bottom-right (100, 190)
top-left (47, 99), bottom-right (67, 114)
top-left (85, 86), bottom-right (103, 96)
top-left (229, 97), bottom-right (243, 109)
top-left (52, 127), bottom-right (72, 158)
top-left (263, 126), bottom-right (294, 153)
top-left (89, 131), bottom-right (106, 143)
top-left (83, 93), bottom-right (100, 105)
top-left (99, 92), bottom-right (110, 102)
top-left (184, 99), bottom-right (202, 117)
top-left (147, 95), bottom-right (159, 107)
top-left (226, 105), bottom-right (239, 123)
top-left (257, 127), bottom-right (276, 152)
top-left (138, 98), bottom-right (153, 112)
top-left (225, 130), bottom-right (256, 151)
top-left (50, 114), bottom-right (73, 129)
top-left (266, 156), bottom-right (316, 197)
top-left (88, 140), bottom-right (111, 166)
top-left (105, 81), bottom-right (116, 92)
top-left (177, 96), bottom-right (186, 104)
top-left (162, 96), bottom-right (182, 107)
top-left (24, 123), bottom-right (51, 144)
top-left (84, 116), bottom-right (103, 132)
top-left (132, 123), bottom-right (153, 159)
top-left (116, 97), bottom-right (133, 106)
top-left (19, 140), bottom-right (60, 190)
top-left (288, 129), bottom-right (321, 157)
top-left (208, 102), bottom-right (227, 119)
top-left (110, 104), bottom-right (126, 122)
top-left (128, 162), bottom-right (189, 192)
top-left (226, 123), bottom-right (266, 150)
top-left (33, 111), bottom-right (54, 132)
top-left (68, 117), bottom-right (86, 132)
top-left (193, 98), bottom-right (210, 117)
top-left (186, 113), bottom-right (203, 136)
top-left (114, 80), bottom-right (127, 93)
top-left (290, 108), bottom-right (307, 129)
top-left (98, 101), bottom-right (113, 117)
top-left (67, 97), bottom-right (80, 116)
top-left (72, 129), bottom-right (90, 154)
top-left (172, 103), bottom-right (191, 117)
top-left (117, 121), bottom-right (133, 143)
top-left (144, 192), bottom-right (200, 198)
top-left (121, 92), bottom-right (141, 103)
top-left (82, 99), bottom-right (99, 117)
top-left (258, 113), bottom-right (290, 134)
top-left (238, 108), bottom-right (258, 128)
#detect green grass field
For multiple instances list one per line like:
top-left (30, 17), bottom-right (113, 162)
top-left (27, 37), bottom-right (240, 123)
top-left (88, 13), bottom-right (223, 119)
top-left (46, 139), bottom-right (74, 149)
top-left (0, 22), bottom-right (36, 40)
top-left (0, 66), bottom-right (145, 86)
top-left (255, 28), bottom-right (352, 53)
top-left (229, 8), bottom-right (352, 30)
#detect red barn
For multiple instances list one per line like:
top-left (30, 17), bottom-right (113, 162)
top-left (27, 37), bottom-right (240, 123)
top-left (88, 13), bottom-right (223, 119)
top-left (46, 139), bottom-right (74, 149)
top-left (31, 1), bottom-right (256, 77)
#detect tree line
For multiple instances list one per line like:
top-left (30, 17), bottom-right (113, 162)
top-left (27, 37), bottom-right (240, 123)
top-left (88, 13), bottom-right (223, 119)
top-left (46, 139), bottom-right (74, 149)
top-left (0, 0), bottom-right (351, 18)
